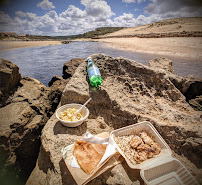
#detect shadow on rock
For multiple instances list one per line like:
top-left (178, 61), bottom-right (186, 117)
top-left (87, 166), bottom-right (115, 185)
top-left (122, 161), bottom-right (144, 185)
top-left (59, 159), bottom-right (77, 185)
top-left (53, 121), bottom-right (87, 136)
top-left (37, 145), bottom-right (55, 174)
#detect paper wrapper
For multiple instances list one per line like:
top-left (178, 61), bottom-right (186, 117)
top-left (61, 132), bottom-right (123, 185)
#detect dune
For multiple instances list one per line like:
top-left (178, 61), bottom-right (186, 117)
top-left (95, 17), bottom-right (202, 60)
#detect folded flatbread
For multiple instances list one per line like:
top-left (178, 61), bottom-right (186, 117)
top-left (74, 139), bottom-right (107, 174)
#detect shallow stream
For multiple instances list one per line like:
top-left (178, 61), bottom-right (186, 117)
top-left (0, 41), bottom-right (201, 86)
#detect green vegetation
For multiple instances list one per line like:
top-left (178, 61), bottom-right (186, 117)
top-left (0, 27), bottom-right (125, 41)
top-left (52, 27), bottom-right (125, 40)
top-left (189, 95), bottom-right (202, 111)
top-left (81, 27), bottom-right (125, 38)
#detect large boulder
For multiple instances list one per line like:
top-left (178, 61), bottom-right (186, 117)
top-left (0, 58), bottom-right (85, 184)
top-left (27, 54), bottom-right (202, 185)
top-left (0, 58), bottom-right (21, 105)
top-left (0, 76), bottom-right (61, 183)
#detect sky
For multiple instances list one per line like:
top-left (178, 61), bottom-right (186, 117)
top-left (0, 0), bottom-right (202, 36)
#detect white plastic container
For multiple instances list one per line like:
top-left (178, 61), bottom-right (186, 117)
top-left (141, 157), bottom-right (198, 185)
top-left (110, 121), bottom-right (199, 185)
top-left (56, 103), bottom-right (89, 127)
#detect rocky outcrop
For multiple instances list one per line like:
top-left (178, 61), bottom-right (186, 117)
top-left (183, 76), bottom-right (202, 101)
top-left (0, 60), bottom-right (62, 183)
top-left (148, 57), bottom-right (202, 110)
top-left (0, 58), bottom-right (22, 105)
top-left (49, 58), bottom-right (84, 93)
top-left (148, 57), bottom-right (174, 74)
top-left (61, 40), bottom-right (73, 44)
top-left (27, 54), bottom-right (202, 185)
top-left (62, 58), bottom-right (84, 79)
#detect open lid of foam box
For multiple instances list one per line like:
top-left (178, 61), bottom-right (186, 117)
top-left (110, 121), bottom-right (199, 185)
top-left (140, 157), bottom-right (199, 185)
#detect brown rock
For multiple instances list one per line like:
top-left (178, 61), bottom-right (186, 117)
top-left (49, 58), bottom-right (85, 94)
top-left (147, 58), bottom-right (202, 110)
top-left (28, 54), bottom-right (202, 185)
top-left (183, 76), bottom-right (202, 101)
top-left (148, 57), bottom-right (174, 74)
top-left (0, 75), bottom-right (62, 183)
top-left (0, 58), bottom-right (21, 105)
top-left (63, 58), bottom-right (84, 79)
top-left (170, 75), bottom-right (202, 99)
top-left (48, 75), bottom-right (64, 87)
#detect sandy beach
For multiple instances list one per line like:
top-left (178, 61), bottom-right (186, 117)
top-left (97, 37), bottom-right (202, 60)
top-left (0, 41), bottom-right (62, 50)
top-left (93, 17), bottom-right (202, 60)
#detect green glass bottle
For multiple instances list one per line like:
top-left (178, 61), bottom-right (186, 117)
top-left (87, 57), bottom-right (102, 87)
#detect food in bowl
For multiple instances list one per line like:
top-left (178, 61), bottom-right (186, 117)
top-left (114, 131), bottom-right (161, 164)
top-left (59, 108), bottom-right (83, 121)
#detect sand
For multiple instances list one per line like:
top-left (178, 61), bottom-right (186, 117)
top-left (97, 37), bottom-right (202, 60)
top-left (104, 17), bottom-right (202, 37)
top-left (96, 17), bottom-right (202, 60)
top-left (0, 41), bottom-right (62, 50)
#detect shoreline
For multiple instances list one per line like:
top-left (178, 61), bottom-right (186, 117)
top-left (0, 41), bottom-right (62, 50)
top-left (95, 37), bottom-right (202, 61)
top-left (1, 38), bottom-right (202, 61)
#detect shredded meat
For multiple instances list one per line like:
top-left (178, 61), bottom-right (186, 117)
top-left (134, 151), bottom-right (148, 163)
top-left (130, 136), bottom-right (143, 148)
top-left (139, 132), bottom-right (154, 145)
top-left (115, 131), bottom-right (161, 165)
top-left (139, 132), bottom-right (161, 154)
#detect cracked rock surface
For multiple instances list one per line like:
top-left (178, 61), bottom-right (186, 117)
top-left (27, 54), bottom-right (202, 185)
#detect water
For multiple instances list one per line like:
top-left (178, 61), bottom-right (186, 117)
top-left (0, 41), bottom-right (201, 86)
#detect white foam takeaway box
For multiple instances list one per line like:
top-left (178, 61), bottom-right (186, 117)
top-left (110, 121), bottom-right (199, 185)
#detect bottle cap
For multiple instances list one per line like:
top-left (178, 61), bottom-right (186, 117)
top-left (87, 57), bottom-right (92, 60)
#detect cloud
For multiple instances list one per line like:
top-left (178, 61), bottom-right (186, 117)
top-left (0, 11), bottom-right (13, 24)
top-left (82, 0), bottom-right (115, 20)
top-left (1, 0), bottom-right (202, 36)
top-left (145, 0), bottom-right (202, 18)
top-left (60, 5), bottom-right (86, 18)
top-left (37, 0), bottom-right (55, 10)
top-left (0, 0), bottom-right (115, 35)
top-left (15, 11), bottom-right (27, 18)
top-left (0, 11), bottom-right (17, 32)
top-left (122, 0), bottom-right (146, 3)
top-left (114, 13), bottom-right (136, 27)
top-left (122, 0), bottom-right (135, 3)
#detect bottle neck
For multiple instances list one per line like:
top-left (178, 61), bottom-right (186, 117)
top-left (87, 59), bottom-right (94, 67)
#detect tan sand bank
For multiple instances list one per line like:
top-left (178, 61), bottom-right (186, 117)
top-left (104, 17), bottom-right (202, 37)
top-left (0, 41), bottom-right (62, 50)
top-left (98, 37), bottom-right (202, 60)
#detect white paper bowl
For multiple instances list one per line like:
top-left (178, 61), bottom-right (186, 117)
top-left (56, 104), bottom-right (89, 127)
